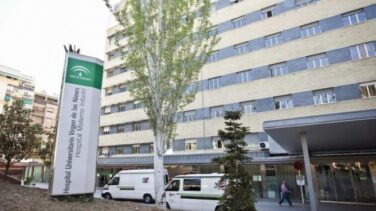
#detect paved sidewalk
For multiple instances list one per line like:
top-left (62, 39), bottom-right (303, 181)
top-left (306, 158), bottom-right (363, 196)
top-left (255, 199), bottom-right (376, 211)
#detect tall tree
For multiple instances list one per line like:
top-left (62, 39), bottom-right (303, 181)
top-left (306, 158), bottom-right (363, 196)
top-left (0, 99), bottom-right (43, 178)
top-left (104, 0), bottom-right (219, 208)
top-left (212, 111), bottom-right (256, 211)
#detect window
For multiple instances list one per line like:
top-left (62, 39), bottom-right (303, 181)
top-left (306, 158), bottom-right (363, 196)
top-left (239, 70), bottom-right (252, 83)
top-left (265, 165), bottom-right (276, 176)
top-left (109, 177), bottom-right (120, 185)
top-left (210, 106), bottom-right (224, 118)
top-left (119, 84), bottom-right (127, 92)
top-left (118, 103), bottom-right (126, 112)
top-left (208, 77), bottom-right (221, 90)
top-left (265, 33), bottom-right (282, 47)
top-left (241, 101), bottom-right (256, 114)
top-left (210, 25), bottom-right (218, 35)
top-left (104, 106), bottom-right (111, 114)
top-left (307, 53), bottom-right (329, 69)
top-left (185, 84), bottom-right (196, 94)
top-left (132, 122), bottom-right (142, 131)
top-left (230, 0), bottom-right (243, 4)
top-left (105, 88), bottom-right (112, 96)
top-left (183, 110), bottom-right (196, 122)
top-left (296, 0), bottom-right (313, 7)
top-left (117, 125), bottom-right (125, 133)
top-left (300, 22), bottom-right (321, 38)
top-left (103, 127), bottom-right (110, 135)
top-left (133, 101), bottom-right (142, 109)
top-left (183, 179), bottom-right (201, 191)
top-left (270, 62), bottom-right (288, 77)
top-left (132, 145), bottom-right (140, 154)
top-left (166, 180), bottom-right (180, 191)
top-left (116, 147), bottom-right (124, 154)
top-left (212, 137), bottom-right (224, 149)
top-left (350, 43), bottom-right (376, 60)
top-left (274, 95), bottom-right (293, 110)
top-left (313, 89), bottom-right (336, 105)
top-left (235, 42), bottom-right (248, 55)
top-left (149, 144), bottom-right (154, 153)
top-left (261, 6), bottom-right (276, 19)
top-left (185, 139), bottom-right (197, 151)
top-left (342, 10), bottom-right (367, 26)
top-left (208, 51), bottom-right (219, 63)
top-left (360, 82), bottom-right (376, 98)
top-left (231, 16), bottom-right (245, 29)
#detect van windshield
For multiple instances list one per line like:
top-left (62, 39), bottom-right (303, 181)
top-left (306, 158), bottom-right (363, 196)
top-left (108, 176), bottom-right (119, 185)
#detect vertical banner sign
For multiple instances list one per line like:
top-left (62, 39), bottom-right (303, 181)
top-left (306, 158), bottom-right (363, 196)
top-left (50, 53), bottom-right (103, 196)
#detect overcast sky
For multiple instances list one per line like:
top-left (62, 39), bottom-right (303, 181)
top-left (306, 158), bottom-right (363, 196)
top-left (0, 0), bottom-right (118, 96)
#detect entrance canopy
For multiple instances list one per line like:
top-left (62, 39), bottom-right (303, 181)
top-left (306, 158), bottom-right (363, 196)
top-left (264, 109), bottom-right (376, 153)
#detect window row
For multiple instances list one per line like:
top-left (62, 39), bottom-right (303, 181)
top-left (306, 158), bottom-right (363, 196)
top-left (102, 100), bottom-right (143, 115)
top-left (206, 42), bottom-right (375, 90)
top-left (208, 9), bottom-right (369, 63)
top-left (101, 121), bottom-right (149, 135)
top-left (105, 83), bottom-right (127, 96)
top-left (107, 66), bottom-right (128, 78)
top-left (98, 144), bottom-right (154, 156)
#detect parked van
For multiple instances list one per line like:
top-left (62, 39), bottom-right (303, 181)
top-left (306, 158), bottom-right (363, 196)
top-left (101, 169), bottom-right (169, 203)
top-left (165, 173), bottom-right (225, 211)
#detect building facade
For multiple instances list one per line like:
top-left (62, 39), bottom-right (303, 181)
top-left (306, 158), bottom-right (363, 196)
top-left (98, 0), bottom-right (376, 204)
top-left (31, 92), bottom-right (58, 131)
top-left (0, 64), bottom-right (35, 113)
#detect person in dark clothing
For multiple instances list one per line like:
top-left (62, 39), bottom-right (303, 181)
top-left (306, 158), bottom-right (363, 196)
top-left (279, 180), bottom-right (293, 206)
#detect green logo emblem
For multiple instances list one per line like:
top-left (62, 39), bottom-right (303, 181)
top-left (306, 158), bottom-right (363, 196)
top-left (69, 65), bottom-right (91, 81)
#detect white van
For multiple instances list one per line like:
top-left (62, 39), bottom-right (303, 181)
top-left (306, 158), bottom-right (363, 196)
top-left (165, 173), bottom-right (225, 211)
top-left (101, 169), bottom-right (169, 203)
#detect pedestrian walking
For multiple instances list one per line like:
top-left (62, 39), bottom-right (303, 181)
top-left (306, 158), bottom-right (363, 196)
top-left (279, 180), bottom-right (293, 206)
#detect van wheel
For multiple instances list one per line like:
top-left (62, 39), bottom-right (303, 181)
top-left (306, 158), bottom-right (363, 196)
top-left (143, 194), bottom-right (153, 204)
top-left (103, 193), bottom-right (112, 200)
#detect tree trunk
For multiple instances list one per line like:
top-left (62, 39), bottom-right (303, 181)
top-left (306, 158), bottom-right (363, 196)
top-left (154, 128), bottom-right (166, 209)
top-left (4, 158), bottom-right (11, 180)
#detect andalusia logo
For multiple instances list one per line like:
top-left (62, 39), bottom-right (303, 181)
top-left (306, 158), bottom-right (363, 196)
top-left (69, 65), bottom-right (92, 81)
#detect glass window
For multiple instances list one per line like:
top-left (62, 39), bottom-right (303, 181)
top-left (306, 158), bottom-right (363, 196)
top-left (342, 10), bottom-right (367, 26)
top-left (118, 103), bottom-right (126, 112)
top-left (109, 177), bottom-right (119, 185)
top-left (149, 143), bottom-right (154, 153)
top-left (132, 145), bottom-right (140, 154)
top-left (119, 84), bottom-right (127, 92)
top-left (183, 179), bottom-right (201, 191)
top-left (132, 122), bottom-right (142, 131)
top-left (183, 110), bottom-right (196, 122)
top-left (313, 89), bottom-right (336, 105)
top-left (301, 22), bottom-right (321, 38)
top-left (116, 147), bottom-right (123, 154)
top-left (208, 77), bottom-right (221, 90)
top-left (296, 0), bottom-right (314, 7)
top-left (210, 106), bottom-right (224, 118)
top-left (270, 62), bottom-right (288, 77)
top-left (117, 125), bottom-right (125, 133)
top-left (208, 51), bottom-right (219, 63)
top-left (265, 33), bottom-right (282, 47)
top-left (261, 6), bottom-right (276, 19)
top-left (360, 82), bottom-right (376, 98)
top-left (235, 42), bottom-right (248, 55)
top-left (212, 137), bottom-right (224, 149)
top-left (350, 43), bottom-right (376, 60)
top-left (307, 53), bottom-right (329, 69)
top-left (185, 139), bottom-right (197, 151)
top-left (210, 25), bottom-right (218, 35)
top-left (231, 16), bottom-right (245, 29)
top-left (166, 180), bottom-right (180, 191)
top-left (274, 95), bottom-right (293, 110)
top-left (241, 101), bottom-right (256, 114)
top-left (105, 88), bottom-right (112, 96)
top-left (104, 106), bottom-right (111, 114)
top-left (133, 101), bottom-right (142, 109)
top-left (103, 127), bottom-right (110, 135)
top-left (239, 70), bottom-right (252, 83)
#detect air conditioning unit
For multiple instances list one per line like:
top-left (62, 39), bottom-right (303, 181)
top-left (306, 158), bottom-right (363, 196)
top-left (259, 142), bottom-right (270, 150)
